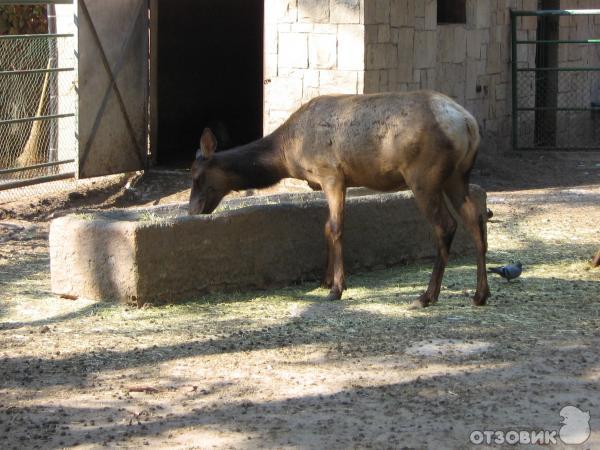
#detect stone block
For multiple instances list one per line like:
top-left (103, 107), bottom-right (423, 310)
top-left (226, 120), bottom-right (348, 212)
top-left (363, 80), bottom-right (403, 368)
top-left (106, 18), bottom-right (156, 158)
top-left (367, 43), bottom-right (398, 69)
top-left (413, 30), bottom-right (436, 69)
top-left (466, 59), bottom-right (485, 100)
top-left (396, 26), bottom-right (414, 66)
top-left (270, 0), bottom-right (298, 23)
top-left (475, 1), bottom-right (491, 29)
top-left (265, 110), bottom-right (292, 133)
top-left (357, 71), bottom-right (365, 93)
top-left (266, 77), bottom-right (304, 110)
top-left (310, 33), bottom-right (338, 68)
top-left (453, 26), bottom-right (467, 63)
top-left (291, 22), bottom-right (314, 32)
top-left (376, 0), bottom-right (390, 24)
top-left (414, 0), bottom-right (424, 17)
top-left (379, 69), bottom-right (389, 91)
top-left (366, 24), bottom-right (379, 43)
top-left (330, 0), bottom-right (361, 23)
top-left (366, 0), bottom-right (389, 24)
top-left (363, 69), bottom-right (380, 92)
top-left (390, 0), bottom-right (415, 27)
top-left (424, 0), bottom-right (436, 30)
top-left (304, 69), bottom-right (320, 88)
top-left (338, 24), bottom-right (365, 70)
top-left (438, 27), bottom-right (454, 63)
top-left (319, 70), bottom-right (358, 94)
top-left (486, 42), bottom-right (502, 74)
top-left (278, 32), bottom-right (309, 68)
top-left (265, 23), bottom-right (278, 55)
top-left (378, 24), bottom-right (391, 42)
top-left (313, 23), bottom-right (339, 33)
top-left (299, 0), bottom-right (330, 23)
top-left (466, 30), bottom-right (482, 59)
top-left (51, 187), bottom-right (488, 304)
top-left (265, 53), bottom-right (278, 78)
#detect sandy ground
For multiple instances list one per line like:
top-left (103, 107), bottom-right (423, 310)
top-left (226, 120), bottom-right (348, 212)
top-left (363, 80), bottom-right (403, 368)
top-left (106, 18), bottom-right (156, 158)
top-left (0, 158), bottom-right (599, 448)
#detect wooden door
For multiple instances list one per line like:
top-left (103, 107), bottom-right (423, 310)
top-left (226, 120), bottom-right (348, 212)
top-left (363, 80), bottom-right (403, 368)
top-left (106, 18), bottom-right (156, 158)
top-left (77, 0), bottom-right (148, 178)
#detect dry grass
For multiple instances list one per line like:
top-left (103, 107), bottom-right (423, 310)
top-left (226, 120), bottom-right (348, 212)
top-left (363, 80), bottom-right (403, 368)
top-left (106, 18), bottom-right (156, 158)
top-left (0, 186), bottom-right (599, 448)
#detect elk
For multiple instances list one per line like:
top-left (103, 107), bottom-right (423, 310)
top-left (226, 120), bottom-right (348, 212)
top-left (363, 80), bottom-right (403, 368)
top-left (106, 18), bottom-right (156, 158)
top-left (189, 91), bottom-right (490, 308)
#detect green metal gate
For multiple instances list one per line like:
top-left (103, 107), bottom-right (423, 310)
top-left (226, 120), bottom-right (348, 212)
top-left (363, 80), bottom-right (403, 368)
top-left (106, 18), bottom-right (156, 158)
top-left (511, 9), bottom-right (600, 151)
top-left (0, 1), bottom-right (77, 194)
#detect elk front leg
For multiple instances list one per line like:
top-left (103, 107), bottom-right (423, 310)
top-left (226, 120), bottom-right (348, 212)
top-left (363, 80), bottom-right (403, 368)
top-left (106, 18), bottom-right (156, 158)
top-left (321, 237), bottom-right (335, 289)
top-left (322, 178), bottom-right (346, 300)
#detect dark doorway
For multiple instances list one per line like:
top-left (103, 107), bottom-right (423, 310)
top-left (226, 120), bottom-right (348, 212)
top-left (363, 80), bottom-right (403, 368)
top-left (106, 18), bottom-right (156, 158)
top-left (153, 0), bottom-right (264, 167)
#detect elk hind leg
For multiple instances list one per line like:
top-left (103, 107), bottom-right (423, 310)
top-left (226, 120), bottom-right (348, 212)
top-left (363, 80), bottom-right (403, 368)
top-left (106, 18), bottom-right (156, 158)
top-left (410, 186), bottom-right (457, 308)
top-left (444, 177), bottom-right (490, 306)
top-left (322, 178), bottom-right (346, 300)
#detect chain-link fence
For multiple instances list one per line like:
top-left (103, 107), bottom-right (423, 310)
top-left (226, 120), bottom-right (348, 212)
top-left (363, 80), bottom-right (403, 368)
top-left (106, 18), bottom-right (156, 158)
top-left (512, 9), bottom-right (600, 151)
top-left (0, 31), bottom-right (77, 203)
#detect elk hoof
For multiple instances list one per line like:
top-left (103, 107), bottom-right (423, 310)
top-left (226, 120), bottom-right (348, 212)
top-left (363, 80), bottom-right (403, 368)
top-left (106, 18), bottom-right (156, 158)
top-left (326, 288), bottom-right (343, 301)
top-left (407, 300), bottom-right (427, 310)
top-left (472, 290), bottom-right (490, 306)
top-left (408, 293), bottom-right (436, 309)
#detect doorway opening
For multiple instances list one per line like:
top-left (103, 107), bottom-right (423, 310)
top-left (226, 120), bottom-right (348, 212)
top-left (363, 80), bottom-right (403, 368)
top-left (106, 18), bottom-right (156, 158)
top-left (152, 0), bottom-right (264, 167)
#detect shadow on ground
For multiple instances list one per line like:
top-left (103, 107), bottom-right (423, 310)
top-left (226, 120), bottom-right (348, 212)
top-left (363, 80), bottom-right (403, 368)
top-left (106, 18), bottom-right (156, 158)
top-left (1, 322), bottom-right (597, 448)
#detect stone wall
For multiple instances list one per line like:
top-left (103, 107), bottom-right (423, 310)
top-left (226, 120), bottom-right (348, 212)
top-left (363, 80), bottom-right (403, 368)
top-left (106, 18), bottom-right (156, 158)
top-left (56, 1), bottom-right (600, 160)
top-left (264, 0), bottom-right (543, 152)
top-left (263, 0), bottom-right (366, 132)
top-left (265, 0), bottom-right (597, 153)
top-left (362, 0), bottom-right (539, 154)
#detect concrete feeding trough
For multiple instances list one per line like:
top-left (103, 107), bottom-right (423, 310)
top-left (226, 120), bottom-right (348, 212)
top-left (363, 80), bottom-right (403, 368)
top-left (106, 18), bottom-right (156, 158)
top-left (50, 185), bottom-right (487, 305)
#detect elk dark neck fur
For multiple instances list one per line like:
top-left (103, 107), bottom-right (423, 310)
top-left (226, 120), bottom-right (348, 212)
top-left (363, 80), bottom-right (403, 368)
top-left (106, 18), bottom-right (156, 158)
top-left (214, 135), bottom-right (288, 191)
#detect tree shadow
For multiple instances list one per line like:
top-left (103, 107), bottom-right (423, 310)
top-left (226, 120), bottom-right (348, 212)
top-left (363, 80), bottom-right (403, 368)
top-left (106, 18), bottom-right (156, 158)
top-left (1, 263), bottom-right (597, 392)
top-left (2, 346), bottom-right (598, 449)
top-left (0, 302), bottom-right (109, 331)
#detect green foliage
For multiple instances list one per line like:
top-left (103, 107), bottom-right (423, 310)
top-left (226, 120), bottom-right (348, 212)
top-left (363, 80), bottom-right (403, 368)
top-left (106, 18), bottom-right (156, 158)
top-left (0, 6), bottom-right (48, 35)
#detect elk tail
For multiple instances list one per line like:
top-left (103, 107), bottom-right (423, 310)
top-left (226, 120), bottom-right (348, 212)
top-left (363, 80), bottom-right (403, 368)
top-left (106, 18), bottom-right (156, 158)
top-left (458, 115), bottom-right (481, 184)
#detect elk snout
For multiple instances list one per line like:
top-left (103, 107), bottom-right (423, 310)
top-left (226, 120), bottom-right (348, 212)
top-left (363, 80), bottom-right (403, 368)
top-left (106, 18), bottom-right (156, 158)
top-left (188, 188), bottom-right (206, 216)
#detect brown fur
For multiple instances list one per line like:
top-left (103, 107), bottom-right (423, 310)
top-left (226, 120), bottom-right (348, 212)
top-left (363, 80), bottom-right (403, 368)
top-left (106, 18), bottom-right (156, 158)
top-left (190, 91), bottom-right (490, 306)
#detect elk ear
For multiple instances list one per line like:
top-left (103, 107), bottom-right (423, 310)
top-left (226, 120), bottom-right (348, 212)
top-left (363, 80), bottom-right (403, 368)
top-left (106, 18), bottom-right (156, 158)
top-left (199, 128), bottom-right (217, 160)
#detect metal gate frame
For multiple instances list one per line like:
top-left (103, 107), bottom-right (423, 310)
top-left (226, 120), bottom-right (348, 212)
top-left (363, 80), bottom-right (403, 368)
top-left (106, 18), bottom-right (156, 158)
top-left (0, 0), bottom-right (76, 192)
top-left (511, 9), bottom-right (600, 151)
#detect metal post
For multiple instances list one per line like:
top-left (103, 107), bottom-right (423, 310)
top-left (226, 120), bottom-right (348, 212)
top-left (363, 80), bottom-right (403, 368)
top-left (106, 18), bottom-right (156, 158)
top-left (511, 10), bottom-right (519, 151)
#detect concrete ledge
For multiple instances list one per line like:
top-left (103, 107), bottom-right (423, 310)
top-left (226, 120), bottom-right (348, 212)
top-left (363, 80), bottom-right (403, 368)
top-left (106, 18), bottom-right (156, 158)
top-left (50, 185), bottom-right (487, 305)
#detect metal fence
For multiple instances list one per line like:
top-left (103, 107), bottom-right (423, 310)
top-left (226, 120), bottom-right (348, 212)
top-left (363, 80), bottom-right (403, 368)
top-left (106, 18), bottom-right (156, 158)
top-left (511, 9), bottom-right (600, 151)
top-left (0, 30), bottom-right (77, 201)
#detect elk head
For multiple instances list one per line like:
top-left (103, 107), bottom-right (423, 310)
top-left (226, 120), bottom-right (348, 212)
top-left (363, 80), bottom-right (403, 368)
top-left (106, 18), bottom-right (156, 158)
top-left (189, 128), bottom-right (229, 215)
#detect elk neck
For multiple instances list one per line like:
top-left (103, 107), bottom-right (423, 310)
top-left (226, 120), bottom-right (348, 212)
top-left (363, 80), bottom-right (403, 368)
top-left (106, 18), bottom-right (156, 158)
top-left (213, 134), bottom-right (289, 191)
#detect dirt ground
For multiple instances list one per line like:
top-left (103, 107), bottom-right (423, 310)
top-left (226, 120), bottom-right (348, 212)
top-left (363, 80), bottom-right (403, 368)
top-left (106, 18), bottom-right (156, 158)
top-left (0, 152), bottom-right (599, 449)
